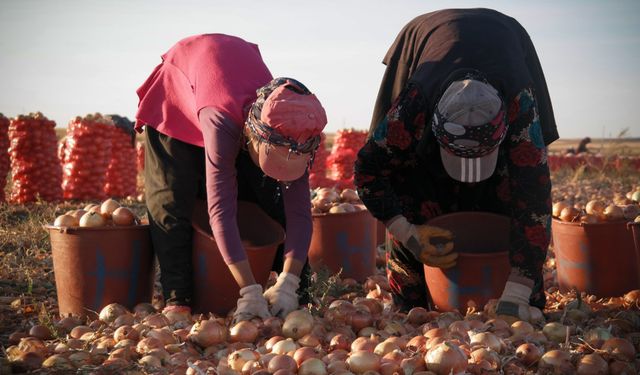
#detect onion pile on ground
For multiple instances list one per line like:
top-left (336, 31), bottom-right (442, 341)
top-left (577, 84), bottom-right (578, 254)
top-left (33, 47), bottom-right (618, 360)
top-left (5, 270), bottom-right (638, 374)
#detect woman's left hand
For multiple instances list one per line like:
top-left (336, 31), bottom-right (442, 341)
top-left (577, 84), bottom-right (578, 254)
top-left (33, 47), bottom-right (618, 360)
top-left (263, 272), bottom-right (301, 318)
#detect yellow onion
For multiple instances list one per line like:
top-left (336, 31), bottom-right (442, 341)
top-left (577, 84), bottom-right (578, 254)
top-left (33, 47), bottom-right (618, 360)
top-left (347, 350), bottom-right (381, 374)
top-left (576, 353), bottom-right (608, 375)
top-left (188, 318), bottom-right (227, 348)
top-left (560, 206), bottom-right (581, 222)
top-left (603, 204), bottom-right (624, 221)
top-left (271, 338), bottom-right (299, 355)
top-left (552, 201), bottom-right (570, 218)
top-left (283, 309), bottom-right (314, 340)
top-left (328, 334), bottom-right (351, 352)
top-left (267, 354), bottom-right (298, 373)
top-left (228, 348), bottom-right (260, 371)
top-left (470, 348), bottom-right (501, 369)
top-left (543, 322), bottom-right (570, 343)
top-left (515, 343), bottom-right (542, 366)
top-left (539, 349), bottom-right (573, 373)
top-left (136, 337), bottom-right (164, 355)
top-left (585, 200), bottom-right (606, 216)
top-left (28, 324), bottom-right (53, 341)
top-left (299, 357), bottom-right (328, 375)
top-left (147, 327), bottom-right (177, 346)
top-left (373, 341), bottom-right (400, 357)
top-left (293, 346), bottom-right (324, 366)
top-left (425, 341), bottom-right (468, 375)
top-left (406, 307), bottom-right (430, 325)
top-left (600, 337), bottom-right (636, 361)
top-left (139, 354), bottom-right (162, 368)
top-left (41, 354), bottom-right (74, 371)
top-left (469, 332), bottom-right (502, 353)
top-left (99, 303), bottom-right (129, 324)
top-left (351, 336), bottom-right (380, 352)
top-left (230, 320), bottom-right (259, 343)
top-left (143, 313), bottom-right (170, 328)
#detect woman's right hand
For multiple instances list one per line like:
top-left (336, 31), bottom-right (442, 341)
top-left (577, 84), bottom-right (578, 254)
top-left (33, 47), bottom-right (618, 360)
top-left (233, 284), bottom-right (271, 324)
top-left (387, 216), bottom-right (458, 268)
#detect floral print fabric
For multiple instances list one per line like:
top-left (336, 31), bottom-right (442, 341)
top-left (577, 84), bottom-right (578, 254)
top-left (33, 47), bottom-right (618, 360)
top-left (355, 84), bottom-right (552, 311)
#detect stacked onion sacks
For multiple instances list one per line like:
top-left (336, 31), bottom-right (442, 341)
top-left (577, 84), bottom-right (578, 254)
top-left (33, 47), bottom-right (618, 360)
top-left (8, 112), bottom-right (62, 203)
top-left (326, 129), bottom-right (368, 190)
top-left (0, 113), bottom-right (10, 202)
top-left (60, 113), bottom-right (113, 201)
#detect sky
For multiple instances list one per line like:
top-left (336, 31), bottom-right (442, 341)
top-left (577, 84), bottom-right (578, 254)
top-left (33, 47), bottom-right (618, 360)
top-left (1, 0), bottom-right (639, 139)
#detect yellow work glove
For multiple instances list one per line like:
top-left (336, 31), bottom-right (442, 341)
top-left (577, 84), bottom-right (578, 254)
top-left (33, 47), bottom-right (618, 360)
top-left (386, 215), bottom-right (457, 268)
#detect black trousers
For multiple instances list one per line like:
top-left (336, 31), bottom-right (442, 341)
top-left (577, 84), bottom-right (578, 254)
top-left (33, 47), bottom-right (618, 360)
top-left (144, 127), bottom-right (311, 307)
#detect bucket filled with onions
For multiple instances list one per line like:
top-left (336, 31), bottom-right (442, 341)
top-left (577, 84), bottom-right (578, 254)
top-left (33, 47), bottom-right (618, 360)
top-left (551, 197), bottom-right (640, 297)
top-left (423, 212), bottom-right (512, 312)
top-left (45, 198), bottom-right (153, 319)
top-left (308, 187), bottom-right (377, 282)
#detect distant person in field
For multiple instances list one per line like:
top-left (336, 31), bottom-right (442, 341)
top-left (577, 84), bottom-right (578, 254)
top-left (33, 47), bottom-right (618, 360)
top-left (135, 34), bottom-right (327, 323)
top-left (566, 136), bottom-right (591, 154)
top-left (355, 8), bottom-right (559, 322)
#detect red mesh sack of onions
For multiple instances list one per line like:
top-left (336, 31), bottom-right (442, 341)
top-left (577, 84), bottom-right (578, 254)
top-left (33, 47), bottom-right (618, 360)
top-left (309, 133), bottom-right (333, 189)
top-left (0, 114), bottom-right (10, 202)
top-left (326, 148), bottom-right (358, 190)
top-left (60, 113), bottom-right (113, 201)
top-left (326, 128), bottom-right (367, 189)
top-left (104, 116), bottom-right (137, 198)
top-left (8, 112), bottom-right (62, 203)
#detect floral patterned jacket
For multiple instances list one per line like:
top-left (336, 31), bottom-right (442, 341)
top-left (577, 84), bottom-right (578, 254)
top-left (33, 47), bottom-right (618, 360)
top-left (354, 83), bottom-right (552, 284)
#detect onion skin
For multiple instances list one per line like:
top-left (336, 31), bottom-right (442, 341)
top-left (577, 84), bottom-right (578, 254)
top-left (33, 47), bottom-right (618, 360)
top-left (267, 354), bottom-right (298, 374)
top-left (229, 320), bottom-right (259, 343)
top-left (346, 350), bottom-right (381, 374)
top-left (623, 289), bottom-right (640, 308)
top-left (283, 310), bottom-right (314, 340)
top-left (601, 337), bottom-right (636, 362)
top-left (298, 358), bottom-right (328, 375)
top-left (425, 341), bottom-right (468, 375)
top-left (112, 207), bottom-right (136, 226)
top-left (188, 319), bottom-right (227, 348)
top-left (515, 343), bottom-right (542, 366)
top-left (539, 349), bottom-right (574, 373)
top-left (576, 353), bottom-right (608, 375)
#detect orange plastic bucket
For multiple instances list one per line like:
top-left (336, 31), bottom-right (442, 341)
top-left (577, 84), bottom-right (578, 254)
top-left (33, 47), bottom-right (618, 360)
top-left (308, 207), bottom-right (377, 282)
top-left (45, 225), bottom-right (154, 319)
top-left (191, 200), bottom-right (284, 316)
top-left (423, 212), bottom-right (511, 312)
top-left (552, 219), bottom-right (640, 297)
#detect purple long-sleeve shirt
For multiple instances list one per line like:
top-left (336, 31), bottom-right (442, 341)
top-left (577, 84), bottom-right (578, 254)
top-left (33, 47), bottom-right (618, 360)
top-left (199, 107), bottom-right (312, 265)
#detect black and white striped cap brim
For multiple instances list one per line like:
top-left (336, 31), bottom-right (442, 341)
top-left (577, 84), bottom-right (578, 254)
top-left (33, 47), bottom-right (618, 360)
top-left (439, 147), bottom-right (499, 183)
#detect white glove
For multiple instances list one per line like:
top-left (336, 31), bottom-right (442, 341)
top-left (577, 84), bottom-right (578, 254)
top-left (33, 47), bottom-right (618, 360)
top-left (495, 281), bottom-right (533, 323)
top-left (233, 284), bottom-right (271, 323)
top-left (263, 272), bottom-right (301, 318)
top-left (387, 216), bottom-right (457, 268)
